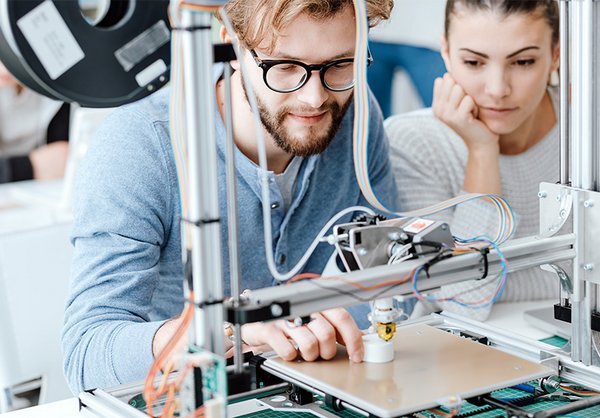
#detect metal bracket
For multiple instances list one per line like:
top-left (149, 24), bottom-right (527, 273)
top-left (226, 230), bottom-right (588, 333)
top-left (540, 263), bottom-right (573, 294)
top-left (540, 182), bottom-right (600, 285)
top-left (257, 396), bottom-right (341, 418)
top-left (539, 182), bottom-right (573, 238)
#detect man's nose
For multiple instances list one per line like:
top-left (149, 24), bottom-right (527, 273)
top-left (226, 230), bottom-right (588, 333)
top-left (296, 71), bottom-right (329, 108)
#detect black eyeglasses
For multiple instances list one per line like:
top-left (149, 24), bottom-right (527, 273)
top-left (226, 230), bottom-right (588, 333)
top-left (250, 49), bottom-right (373, 93)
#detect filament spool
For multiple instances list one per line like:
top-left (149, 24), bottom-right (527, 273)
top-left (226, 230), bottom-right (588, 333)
top-left (0, 0), bottom-right (170, 107)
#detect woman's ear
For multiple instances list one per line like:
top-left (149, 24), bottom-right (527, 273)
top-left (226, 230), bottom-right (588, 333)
top-left (219, 25), bottom-right (240, 70)
top-left (551, 44), bottom-right (560, 73)
top-left (440, 35), bottom-right (452, 74)
top-left (547, 44), bottom-right (560, 87)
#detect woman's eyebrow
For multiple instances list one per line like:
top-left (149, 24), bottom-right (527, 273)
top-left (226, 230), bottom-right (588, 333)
top-left (458, 46), bottom-right (540, 59)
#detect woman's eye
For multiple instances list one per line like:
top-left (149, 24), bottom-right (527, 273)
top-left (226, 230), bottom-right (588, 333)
top-left (463, 60), bottom-right (481, 67)
top-left (515, 59), bottom-right (536, 67)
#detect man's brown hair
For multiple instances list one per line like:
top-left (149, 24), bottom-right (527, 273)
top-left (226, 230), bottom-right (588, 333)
top-left (220, 0), bottom-right (394, 53)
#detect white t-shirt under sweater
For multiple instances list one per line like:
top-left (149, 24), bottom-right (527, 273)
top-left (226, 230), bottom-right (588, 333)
top-left (386, 87), bottom-right (561, 320)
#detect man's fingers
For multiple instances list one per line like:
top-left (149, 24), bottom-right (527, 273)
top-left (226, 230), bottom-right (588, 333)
top-left (242, 322), bottom-right (298, 360)
top-left (305, 313), bottom-right (338, 360)
top-left (240, 308), bottom-right (362, 363)
top-left (282, 323), bottom-right (320, 361)
top-left (320, 308), bottom-right (364, 363)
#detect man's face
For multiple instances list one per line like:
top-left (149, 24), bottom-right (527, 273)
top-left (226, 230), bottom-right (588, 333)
top-left (241, 6), bottom-right (356, 156)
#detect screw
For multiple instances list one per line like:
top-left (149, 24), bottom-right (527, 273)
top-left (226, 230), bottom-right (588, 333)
top-left (538, 191), bottom-right (548, 198)
top-left (147, 84), bottom-right (154, 91)
top-left (584, 200), bottom-right (594, 208)
top-left (559, 209), bottom-right (567, 219)
top-left (583, 263), bottom-right (594, 271)
top-left (270, 304), bottom-right (283, 317)
top-left (388, 232), bottom-right (401, 241)
top-left (541, 376), bottom-right (562, 393)
top-left (159, 75), bottom-right (166, 82)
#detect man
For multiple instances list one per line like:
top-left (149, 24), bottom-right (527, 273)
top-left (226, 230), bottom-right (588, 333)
top-left (62, 0), bottom-right (397, 394)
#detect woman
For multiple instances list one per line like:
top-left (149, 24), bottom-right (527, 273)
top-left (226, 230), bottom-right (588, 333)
top-left (386, 0), bottom-right (560, 320)
top-left (0, 62), bottom-right (69, 183)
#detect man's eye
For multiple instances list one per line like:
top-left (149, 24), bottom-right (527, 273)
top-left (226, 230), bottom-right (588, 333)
top-left (275, 65), bottom-right (296, 71)
top-left (331, 62), bottom-right (352, 70)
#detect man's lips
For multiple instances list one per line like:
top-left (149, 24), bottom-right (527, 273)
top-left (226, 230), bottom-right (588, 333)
top-left (288, 112), bottom-right (327, 123)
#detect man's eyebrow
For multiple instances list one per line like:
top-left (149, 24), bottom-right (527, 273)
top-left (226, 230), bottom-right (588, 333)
top-left (270, 50), bottom-right (355, 62)
top-left (458, 46), bottom-right (541, 59)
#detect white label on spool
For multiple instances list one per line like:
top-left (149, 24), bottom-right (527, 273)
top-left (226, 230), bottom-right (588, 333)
top-left (17, 0), bottom-right (85, 80)
top-left (135, 59), bottom-right (167, 87)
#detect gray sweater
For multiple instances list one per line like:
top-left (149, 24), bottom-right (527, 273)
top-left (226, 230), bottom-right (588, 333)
top-left (386, 87), bottom-right (560, 320)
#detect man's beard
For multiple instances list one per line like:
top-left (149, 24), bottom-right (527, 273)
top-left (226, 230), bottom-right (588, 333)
top-left (242, 82), bottom-right (352, 157)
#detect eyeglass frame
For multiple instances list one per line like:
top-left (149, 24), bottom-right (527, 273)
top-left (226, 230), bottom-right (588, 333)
top-left (249, 48), bottom-right (373, 93)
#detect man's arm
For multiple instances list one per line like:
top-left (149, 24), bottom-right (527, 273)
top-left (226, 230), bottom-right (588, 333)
top-left (62, 103), bottom-right (179, 394)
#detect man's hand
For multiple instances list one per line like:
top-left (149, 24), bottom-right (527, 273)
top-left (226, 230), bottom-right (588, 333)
top-left (240, 308), bottom-right (364, 363)
top-left (153, 308), bottom-right (364, 364)
top-left (29, 141), bottom-right (69, 180)
top-left (432, 73), bottom-right (500, 154)
top-left (153, 316), bottom-right (186, 358)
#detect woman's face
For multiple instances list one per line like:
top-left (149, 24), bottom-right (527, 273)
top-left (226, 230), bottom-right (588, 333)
top-left (441, 9), bottom-right (559, 136)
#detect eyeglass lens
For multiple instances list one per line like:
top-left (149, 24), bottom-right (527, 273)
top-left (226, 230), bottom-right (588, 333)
top-left (265, 61), bottom-right (354, 92)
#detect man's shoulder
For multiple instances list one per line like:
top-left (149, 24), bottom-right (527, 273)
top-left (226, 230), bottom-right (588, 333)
top-left (116, 87), bottom-right (170, 126)
top-left (92, 87), bottom-right (171, 152)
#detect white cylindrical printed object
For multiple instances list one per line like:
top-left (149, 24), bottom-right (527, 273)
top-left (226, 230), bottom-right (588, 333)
top-left (362, 333), bottom-right (394, 363)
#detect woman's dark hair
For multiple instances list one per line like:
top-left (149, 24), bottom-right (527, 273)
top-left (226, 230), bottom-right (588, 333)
top-left (445, 0), bottom-right (559, 46)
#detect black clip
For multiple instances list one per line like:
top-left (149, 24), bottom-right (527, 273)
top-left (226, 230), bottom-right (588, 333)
top-left (181, 217), bottom-right (221, 227)
top-left (478, 247), bottom-right (490, 279)
top-left (422, 251), bottom-right (453, 278)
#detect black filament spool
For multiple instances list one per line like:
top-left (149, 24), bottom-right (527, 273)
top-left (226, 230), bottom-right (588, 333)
top-left (0, 0), bottom-right (171, 107)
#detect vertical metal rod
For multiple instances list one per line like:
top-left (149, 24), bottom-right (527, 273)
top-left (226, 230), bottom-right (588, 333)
top-left (569, 0), bottom-right (594, 365)
top-left (570, 1), bottom-right (581, 189)
top-left (222, 64), bottom-right (244, 373)
top-left (592, 0), bottom-right (600, 358)
top-left (579, 0), bottom-right (593, 191)
top-left (181, 10), bottom-right (225, 355)
top-left (559, 0), bottom-right (570, 185)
